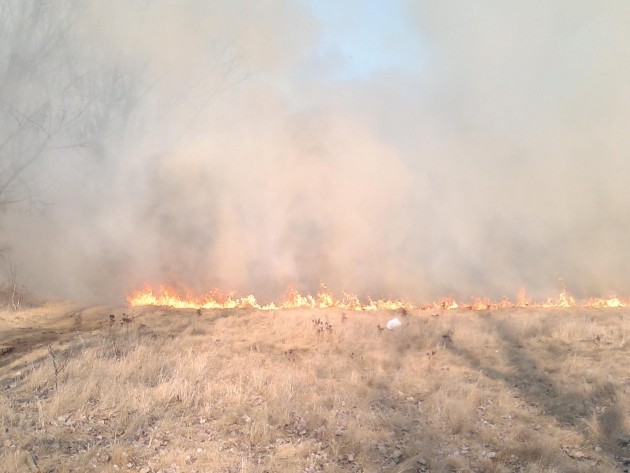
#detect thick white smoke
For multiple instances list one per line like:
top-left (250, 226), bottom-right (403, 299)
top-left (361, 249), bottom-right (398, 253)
top-left (2, 1), bottom-right (630, 303)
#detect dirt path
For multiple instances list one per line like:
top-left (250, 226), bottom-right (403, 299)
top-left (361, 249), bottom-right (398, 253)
top-left (0, 303), bottom-right (120, 383)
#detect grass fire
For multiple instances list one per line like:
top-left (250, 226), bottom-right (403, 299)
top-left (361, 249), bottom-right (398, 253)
top-left (1, 1), bottom-right (630, 472)
top-left (128, 284), bottom-right (629, 312)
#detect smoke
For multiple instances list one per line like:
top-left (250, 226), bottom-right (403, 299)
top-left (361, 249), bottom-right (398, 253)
top-left (2, 0), bottom-right (630, 303)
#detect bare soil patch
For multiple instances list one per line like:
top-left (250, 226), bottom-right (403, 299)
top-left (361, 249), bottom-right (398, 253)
top-left (0, 304), bottom-right (628, 472)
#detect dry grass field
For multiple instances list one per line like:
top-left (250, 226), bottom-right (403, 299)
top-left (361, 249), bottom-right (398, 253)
top-left (0, 304), bottom-right (628, 472)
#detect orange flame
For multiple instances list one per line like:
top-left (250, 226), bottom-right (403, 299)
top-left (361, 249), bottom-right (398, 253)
top-left (127, 284), bottom-right (629, 311)
top-left (585, 295), bottom-right (625, 308)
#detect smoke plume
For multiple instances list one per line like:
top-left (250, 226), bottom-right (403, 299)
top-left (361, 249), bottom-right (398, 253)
top-left (2, 0), bottom-right (630, 303)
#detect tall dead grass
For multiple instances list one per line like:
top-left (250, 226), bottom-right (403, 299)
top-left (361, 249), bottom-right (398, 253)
top-left (0, 307), bottom-right (627, 472)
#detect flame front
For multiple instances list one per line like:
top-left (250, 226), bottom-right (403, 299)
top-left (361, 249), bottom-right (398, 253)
top-left (127, 285), bottom-right (629, 311)
top-left (126, 284), bottom-right (417, 311)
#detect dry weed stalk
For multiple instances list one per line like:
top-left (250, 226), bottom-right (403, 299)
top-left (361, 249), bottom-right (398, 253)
top-left (25, 453), bottom-right (41, 473)
top-left (46, 342), bottom-right (67, 392)
top-left (312, 317), bottom-right (333, 335)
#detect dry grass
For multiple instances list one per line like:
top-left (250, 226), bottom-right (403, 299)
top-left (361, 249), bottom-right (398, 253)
top-left (0, 305), bottom-right (628, 472)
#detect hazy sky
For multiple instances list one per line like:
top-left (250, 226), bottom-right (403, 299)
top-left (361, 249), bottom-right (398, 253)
top-left (3, 1), bottom-right (630, 304)
top-left (304, 0), bottom-right (423, 79)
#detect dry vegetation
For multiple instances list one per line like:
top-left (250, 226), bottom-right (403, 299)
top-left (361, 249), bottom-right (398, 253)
top-left (0, 304), bottom-right (628, 473)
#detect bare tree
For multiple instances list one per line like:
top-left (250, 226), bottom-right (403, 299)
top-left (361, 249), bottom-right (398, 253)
top-left (0, 0), bottom-right (140, 206)
top-left (0, 1), bottom-right (143, 304)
